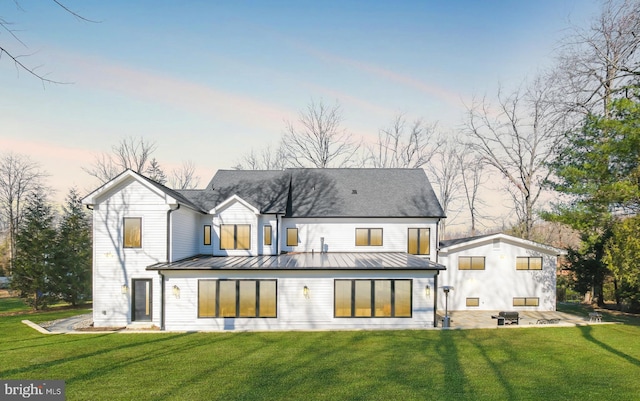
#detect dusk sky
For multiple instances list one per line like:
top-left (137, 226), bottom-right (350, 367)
top-left (1, 1), bottom-right (601, 206)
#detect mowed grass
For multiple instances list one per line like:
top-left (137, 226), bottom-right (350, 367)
top-left (0, 296), bottom-right (31, 314)
top-left (1, 309), bottom-right (639, 401)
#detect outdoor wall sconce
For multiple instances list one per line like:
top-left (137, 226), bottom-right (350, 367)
top-left (425, 285), bottom-right (431, 296)
top-left (121, 284), bottom-right (128, 294)
top-left (172, 285), bottom-right (180, 299)
top-left (303, 285), bottom-right (310, 299)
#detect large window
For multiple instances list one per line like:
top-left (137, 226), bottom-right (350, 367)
top-left (204, 225), bottom-right (212, 246)
top-left (516, 257), bottom-right (543, 270)
top-left (123, 217), bottom-right (142, 248)
top-left (334, 279), bottom-right (412, 318)
top-left (220, 224), bottom-right (251, 250)
top-left (408, 228), bottom-right (430, 255)
top-left (198, 280), bottom-right (277, 318)
top-left (355, 228), bottom-right (383, 246)
top-left (459, 256), bottom-right (485, 270)
top-left (513, 297), bottom-right (539, 307)
top-left (286, 228), bottom-right (298, 247)
top-left (264, 225), bottom-right (272, 246)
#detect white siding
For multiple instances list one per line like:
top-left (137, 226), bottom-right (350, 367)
top-left (257, 216), bottom-right (278, 255)
top-left (199, 215), bottom-right (215, 255)
top-left (213, 200), bottom-right (258, 256)
top-left (280, 217), bottom-right (440, 262)
top-left (171, 207), bottom-right (200, 261)
top-left (162, 270), bottom-right (437, 331)
top-left (438, 238), bottom-right (557, 312)
top-left (91, 179), bottom-right (168, 328)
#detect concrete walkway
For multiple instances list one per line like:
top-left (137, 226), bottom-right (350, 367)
top-left (24, 310), bottom-right (611, 334)
top-left (39, 313), bottom-right (93, 333)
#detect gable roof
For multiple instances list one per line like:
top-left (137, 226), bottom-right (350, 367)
top-left (439, 233), bottom-right (566, 255)
top-left (82, 169), bottom-right (206, 213)
top-left (181, 168), bottom-right (445, 218)
top-left (84, 168), bottom-right (445, 219)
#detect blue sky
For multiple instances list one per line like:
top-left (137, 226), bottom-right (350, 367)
top-left (1, 0), bottom-right (601, 202)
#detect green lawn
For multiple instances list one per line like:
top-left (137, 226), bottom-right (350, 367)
top-left (1, 309), bottom-right (639, 401)
top-left (0, 296), bottom-right (30, 314)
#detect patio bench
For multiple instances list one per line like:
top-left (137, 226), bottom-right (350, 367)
top-left (536, 318), bottom-right (560, 324)
top-left (589, 312), bottom-right (602, 322)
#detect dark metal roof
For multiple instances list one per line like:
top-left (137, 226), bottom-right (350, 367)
top-left (147, 252), bottom-right (446, 271)
top-left (180, 168), bottom-right (445, 218)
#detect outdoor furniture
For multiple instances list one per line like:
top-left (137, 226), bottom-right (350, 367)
top-left (589, 312), bottom-right (602, 322)
top-left (491, 311), bottom-right (519, 326)
top-left (536, 318), bottom-right (560, 324)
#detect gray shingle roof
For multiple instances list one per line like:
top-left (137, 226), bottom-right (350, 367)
top-left (179, 168), bottom-right (445, 218)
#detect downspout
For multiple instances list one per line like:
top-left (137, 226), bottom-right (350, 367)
top-left (276, 213), bottom-right (281, 255)
top-left (433, 272), bottom-right (439, 328)
top-left (166, 204), bottom-right (180, 263)
top-left (159, 271), bottom-right (165, 331)
top-left (434, 217), bottom-right (441, 327)
top-left (162, 204), bottom-right (180, 331)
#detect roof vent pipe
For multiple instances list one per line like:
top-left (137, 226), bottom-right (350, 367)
top-left (320, 237), bottom-right (325, 253)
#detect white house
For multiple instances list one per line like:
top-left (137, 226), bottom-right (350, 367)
top-left (82, 168), bottom-right (448, 331)
top-left (437, 233), bottom-right (564, 312)
top-left (82, 168), bottom-right (563, 331)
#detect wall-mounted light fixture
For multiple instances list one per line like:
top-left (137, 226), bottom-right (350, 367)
top-left (425, 285), bottom-right (431, 296)
top-left (121, 284), bottom-right (128, 294)
top-left (303, 285), bottom-right (310, 299)
top-left (172, 285), bottom-right (181, 299)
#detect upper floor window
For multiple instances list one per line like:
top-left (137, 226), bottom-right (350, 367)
top-left (355, 228), bottom-right (383, 246)
top-left (264, 225), bottom-right (273, 246)
top-left (204, 225), bottom-right (212, 246)
top-left (516, 256), bottom-right (542, 270)
top-left (123, 217), bottom-right (142, 248)
top-left (408, 228), bottom-right (430, 255)
top-left (459, 256), bottom-right (485, 270)
top-left (286, 228), bottom-right (298, 247)
top-left (220, 224), bottom-right (251, 250)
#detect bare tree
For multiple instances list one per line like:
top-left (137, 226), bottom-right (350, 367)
top-left (84, 137), bottom-right (157, 184)
top-left (0, 152), bottom-right (47, 274)
top-left (1, 1), bottom-right (97, 85)
top-left (234, 143), bottom-right (289, 170)
top-left (457, 148), bottom-right (488, 237)
top-left (464, 81), bottom-right (562, 240)
top-left (367, 114), bottom-right (441, 169)
top-left (169, 161), bottom-right (200, 190)
top-left (427, 134), bottom-right (462, 240)
top-left (553, 0), bottom-right (640, 118)
top-left (282, 100), bottom-right (360, 168)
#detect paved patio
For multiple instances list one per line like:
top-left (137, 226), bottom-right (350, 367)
top-left (435, 310), bottom-right (608, 329)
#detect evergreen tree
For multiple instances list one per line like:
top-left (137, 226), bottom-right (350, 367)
top-left (146, 157), bottom-right (167, 185)
top-left (10, 187), bottom-right (57, 310)
top-left (546, 90), bottom-right (640, 306)
top-left (53, 188), bottom-right (92, 306)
